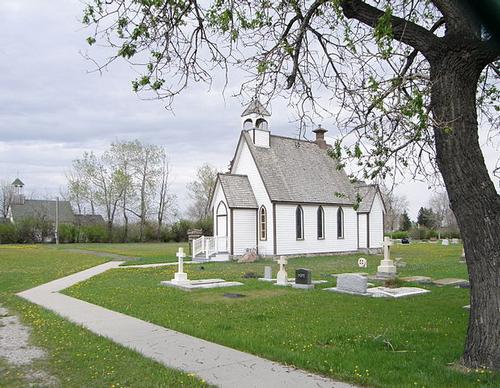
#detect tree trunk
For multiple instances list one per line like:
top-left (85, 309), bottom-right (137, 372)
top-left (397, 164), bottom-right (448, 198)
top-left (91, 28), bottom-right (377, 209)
top-left (430, 52), bottom-right (500, 370)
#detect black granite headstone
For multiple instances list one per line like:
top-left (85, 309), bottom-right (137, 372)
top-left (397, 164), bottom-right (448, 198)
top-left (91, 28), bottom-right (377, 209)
top-left (295, 268), bottom-right (312, 285)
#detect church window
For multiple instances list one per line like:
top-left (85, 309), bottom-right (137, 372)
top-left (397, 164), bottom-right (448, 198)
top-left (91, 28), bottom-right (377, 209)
top-left (296, 205), bottom-right (304, 240)
top-left (317, 206), bottom-right (325, 239)
top-left (259, 206), bottom-right (267, 240)
top-left (337, 207), bottom-right (344, 238)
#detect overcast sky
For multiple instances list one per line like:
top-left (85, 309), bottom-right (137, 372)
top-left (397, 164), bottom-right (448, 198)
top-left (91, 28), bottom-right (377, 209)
top-left (1, 0), bottom-right (498, 220)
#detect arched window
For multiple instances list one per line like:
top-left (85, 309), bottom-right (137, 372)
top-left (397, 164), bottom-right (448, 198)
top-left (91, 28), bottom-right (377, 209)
top-left (217, 201), bottom-right (227, 216)
top-left (317, 206), bottom-right (325, 239)
top-left (337, 207), bottom-right (344, 239)
top-left (296, 205), bottom-right (304, 240)
top-left (216, 201), bottom-right (228, 236)
top-left (259, 206), bottom-right (267, 241)
top-left (243, 118), bottom-right (253, 130)
top-left (256, 118), bottom-right (268, 130)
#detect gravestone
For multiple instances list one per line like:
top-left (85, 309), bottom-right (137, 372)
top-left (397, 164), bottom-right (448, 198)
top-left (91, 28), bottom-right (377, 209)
top-left (324, 274), bottom-right (369, 295)
top-left (367, 286), bottom-right (430, 298)
top-left (433, 278), bottom-right (469, 287)
top-left (258, 266), bottom-right (274, 282)
top-left (292, 268), bottom-right (314, 289)
top-left (459, 248), bottom-right (466, 263)
top-left (442, 239), bottom-right (449, 246)
top-left (358, 257), bottom-right (367, 268)
top-left (376, 237), bottom-right (397, 278)
top-left (161, 247), bottom-right (243, 290)
top-left (275, 256), bottom-right (288, 286)
top-left (451, 238), bottom-right (459, 244)
top-left (400, 276), bottom-right (432, 284)
top-left (172, 247), bottom-right (188, 284)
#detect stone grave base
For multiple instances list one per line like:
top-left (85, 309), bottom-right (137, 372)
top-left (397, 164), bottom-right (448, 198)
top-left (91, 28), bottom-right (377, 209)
top-left (323, 287), bottom-right (371, 296)
top-left (272, 279), bottom-right (328, 286)
top-left (161, 278), bottom-right (243, 291)
top-left (331, 272), bottom-right (368, 277)
top-left (433, 278), bottom-right (468, 287)
top-left (292, 284), bottom-right (315, 290)
top-left (400, 276), bottom-right (432, 284)
top-left (367, 286), bottom-right (430, 298)
top-left (368, 273), bottom-right (397, 281)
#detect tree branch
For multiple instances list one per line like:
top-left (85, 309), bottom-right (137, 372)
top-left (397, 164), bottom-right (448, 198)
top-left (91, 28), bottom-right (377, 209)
top-left (340, 0), bottom-right (439, 57)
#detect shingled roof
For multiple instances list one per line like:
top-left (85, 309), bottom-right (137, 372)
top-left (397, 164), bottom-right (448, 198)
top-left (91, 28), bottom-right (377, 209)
top-left (242, 132), bottom-right (355, 205)
top-left (241, 99), bottom-right (271, 117)
top-left (218, 174), bottom-right (258, 209)
top-left (11, 200), bottom-right (75, 224)
top-left (354, 184), bottom-right (378, 212)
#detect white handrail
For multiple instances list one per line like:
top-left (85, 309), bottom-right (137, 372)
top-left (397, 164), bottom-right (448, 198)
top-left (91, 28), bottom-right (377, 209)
top-left (192, 235), bottom-right (228, 259)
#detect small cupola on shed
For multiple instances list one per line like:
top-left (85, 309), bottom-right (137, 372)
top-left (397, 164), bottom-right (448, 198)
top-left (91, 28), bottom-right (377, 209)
top-left (241, 99), bottom-right (271, 148)
top-left (11, 178), bottom-right (25, 205)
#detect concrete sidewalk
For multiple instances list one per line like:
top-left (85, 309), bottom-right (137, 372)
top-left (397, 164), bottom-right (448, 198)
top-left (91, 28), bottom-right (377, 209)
top-left (17, 262), bottom-right (354, 388)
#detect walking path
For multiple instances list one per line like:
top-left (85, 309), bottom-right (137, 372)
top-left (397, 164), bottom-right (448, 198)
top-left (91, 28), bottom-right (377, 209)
top-left (17, 262), bottom-right (354, 388)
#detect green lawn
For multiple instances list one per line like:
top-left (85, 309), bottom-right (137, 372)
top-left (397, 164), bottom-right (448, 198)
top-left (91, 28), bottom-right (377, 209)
top-left (61, 242), bottom-right (189, 264)
top-left (64, 243), bottom-right (498, 387)
top-left (0, 244), bottom-right (208, 387)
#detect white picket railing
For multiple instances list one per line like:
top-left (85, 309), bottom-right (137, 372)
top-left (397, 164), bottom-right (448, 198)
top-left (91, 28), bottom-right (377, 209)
top-left (192, 236), bottom-right (228, 260)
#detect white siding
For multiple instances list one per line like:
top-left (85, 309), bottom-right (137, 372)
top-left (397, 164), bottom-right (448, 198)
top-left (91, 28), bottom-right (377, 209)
top-left (275, 204), bottom-right (357, 255)
top-left (212, 183), bottom-right (231, 250)
top-left (252, 129), bottom-right (270, 148)
top-left (369, 192), bottom-right (384, 248)
top-left (231, 139), bottom-right (274, 255)
top-left (358, 213), bottom-right (368, 249)
top-left (232, 209), bottom-right (257, 255)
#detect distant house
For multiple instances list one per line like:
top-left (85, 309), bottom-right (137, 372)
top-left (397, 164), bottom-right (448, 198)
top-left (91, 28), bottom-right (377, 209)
top-left (7, 178), bottom-right (103, 228)
top-left (74, 214), bottom-right (105, 226)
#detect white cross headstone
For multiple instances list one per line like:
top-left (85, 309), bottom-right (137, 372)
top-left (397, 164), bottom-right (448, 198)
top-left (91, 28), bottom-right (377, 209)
top-left (358, 257), bottom-right (367, 268)
top-left (172, 247), bottom-right (188, 284)
top-left (276, 256), bottom-right (288, 286)
top-left (377, 237), bottom-right (397, 277)
top-left (383, 237), bottom-right (392, 261)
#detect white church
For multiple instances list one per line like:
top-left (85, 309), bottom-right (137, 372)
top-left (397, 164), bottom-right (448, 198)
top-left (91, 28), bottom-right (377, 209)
top-left (194, 100), bottom-right (385, 260)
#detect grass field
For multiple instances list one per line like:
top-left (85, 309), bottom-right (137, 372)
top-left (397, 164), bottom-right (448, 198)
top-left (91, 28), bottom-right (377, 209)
top-left (63, 242), bottom-right (499, 387)
top-left (0, 244), bottom-right (208, 387)
top-left (62, 242), bottom-right (189, 264)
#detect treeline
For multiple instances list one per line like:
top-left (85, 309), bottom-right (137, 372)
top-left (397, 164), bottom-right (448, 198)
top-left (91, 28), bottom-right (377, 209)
top-left (67, 139), bottom-right (175, 242)
top-left (0, 218), bottom-right (212, 244)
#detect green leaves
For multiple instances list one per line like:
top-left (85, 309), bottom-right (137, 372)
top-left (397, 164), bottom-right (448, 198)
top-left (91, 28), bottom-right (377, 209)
top-left (374, 7), bottom-right (394, 59)
top-left (86, 37), bottom-right (96, 46)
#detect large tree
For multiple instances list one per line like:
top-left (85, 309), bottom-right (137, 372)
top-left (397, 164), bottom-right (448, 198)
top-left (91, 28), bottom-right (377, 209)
top-left (186, 164), bottom-right (218, 221)
top-left (82, 0), bottom-right (499, 369)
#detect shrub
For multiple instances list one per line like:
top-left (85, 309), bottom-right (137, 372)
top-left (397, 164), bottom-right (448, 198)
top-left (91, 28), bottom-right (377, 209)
top-left (386, 231), bottom-right (409, 239)
top-left (0, 223), bottom-right (18, 244)
top-left (170, 219), bottom-right (193, 242)
top-left (59, 223), bottom-right (78, 243)
top-left (79, 224), bottom-right (107, 243)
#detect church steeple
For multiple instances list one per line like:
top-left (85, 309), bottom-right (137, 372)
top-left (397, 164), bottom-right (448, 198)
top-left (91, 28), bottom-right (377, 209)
top-left (241, 99), bottom-right (271, 148)
top-left (11, 178), bottom-right (25, 205)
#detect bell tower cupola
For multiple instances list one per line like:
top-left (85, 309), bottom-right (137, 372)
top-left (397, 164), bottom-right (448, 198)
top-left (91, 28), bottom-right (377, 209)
top-left (11, 178), bottom-right (25, 205)
top-left (241, 99), bottom-right (271, 148)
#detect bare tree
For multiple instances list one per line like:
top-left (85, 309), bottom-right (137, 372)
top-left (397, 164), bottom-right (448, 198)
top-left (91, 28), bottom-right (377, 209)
top-left (186, 164), bottom-right (218, 221)
top-left (82, 0), bottom-right (500, 368)
top-left (0, 181), bottom-right (13, 219)
top-left (380, 184), bottom-right (409, 232)
top-left (156, 152), bottom-right (175, 240)
top-left (71, 152), bottom-right (127, 239)
top-left (429, 190), bottom-right (457, 229)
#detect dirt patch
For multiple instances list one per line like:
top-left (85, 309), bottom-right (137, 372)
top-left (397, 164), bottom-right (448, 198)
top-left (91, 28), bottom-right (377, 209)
top-left (0, 305), bottom-right (58, 386)
top-left (194, 288), bottom-right (288, 303)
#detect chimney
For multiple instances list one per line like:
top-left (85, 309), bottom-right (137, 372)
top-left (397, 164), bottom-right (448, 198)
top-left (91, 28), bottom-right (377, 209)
top-left (313, 126), bottom-right (328, 150)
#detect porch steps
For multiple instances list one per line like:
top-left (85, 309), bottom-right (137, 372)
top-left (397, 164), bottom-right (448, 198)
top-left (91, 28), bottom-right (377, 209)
top-left (193, 253), bottom-right (230, 263)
